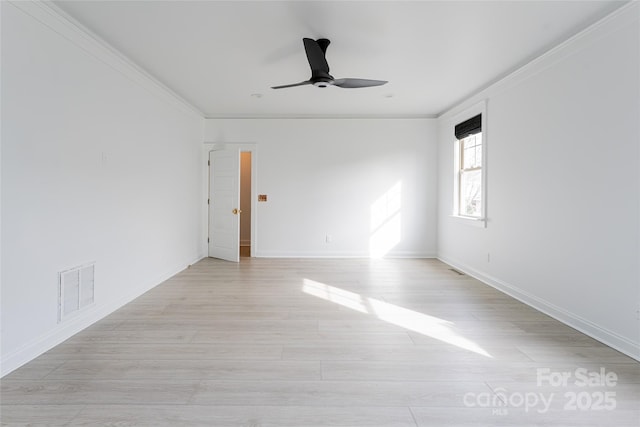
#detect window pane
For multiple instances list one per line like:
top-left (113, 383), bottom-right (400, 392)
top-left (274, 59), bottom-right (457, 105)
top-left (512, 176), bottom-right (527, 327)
top-left (475, 134), bottom-right (482, 166)
top-left (460, 169), bottom-right (482, 217)
top-left (463, 145), bottom-right (476, 169)
top-left (461, 133), bottom-right (482, 169)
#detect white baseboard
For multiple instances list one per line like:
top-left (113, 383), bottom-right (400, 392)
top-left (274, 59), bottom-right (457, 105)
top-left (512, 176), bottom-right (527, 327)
top-left (254, 250), bottom-right (436, 259)
top-left (0, 255), bottom-right (205, 377)
top-left (438, 255), bottom-right (640, 362)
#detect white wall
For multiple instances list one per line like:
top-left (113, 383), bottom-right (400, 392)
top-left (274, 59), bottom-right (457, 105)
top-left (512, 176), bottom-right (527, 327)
top-left (1, 3), bottom-right (205, 375)
top-left (205, 118), bottom-right (437, 258)
top-left (437, 4), bottom-right (639, 359)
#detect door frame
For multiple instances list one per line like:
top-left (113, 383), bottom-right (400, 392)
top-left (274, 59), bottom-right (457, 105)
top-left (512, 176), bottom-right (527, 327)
top-left (208, 143), bottom-right (258, 258)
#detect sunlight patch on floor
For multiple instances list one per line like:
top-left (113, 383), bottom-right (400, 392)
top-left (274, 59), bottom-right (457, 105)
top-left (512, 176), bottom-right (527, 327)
top-left (302, 279), bottom-right (369, 314)
top-left (302, 278), bottom-right (492, 358)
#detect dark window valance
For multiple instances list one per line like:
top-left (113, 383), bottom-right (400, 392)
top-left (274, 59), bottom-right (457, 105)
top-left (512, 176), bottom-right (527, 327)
top-left (454, 114), bottom-right (482, 140)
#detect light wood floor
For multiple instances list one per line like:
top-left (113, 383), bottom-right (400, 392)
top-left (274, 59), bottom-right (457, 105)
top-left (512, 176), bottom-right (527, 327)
top-left (2, 258), bottom-right (639, 426)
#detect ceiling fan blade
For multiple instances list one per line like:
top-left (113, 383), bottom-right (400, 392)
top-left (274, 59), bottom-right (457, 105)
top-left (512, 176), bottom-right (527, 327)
top-left (303, 38), bottom-right (329, 74)
top-left (271, 81), bottom-right (312, 90)
top-left (316, 38), bottom-right (331, 55)
top-left (333, 78), bottom-right (388, 88)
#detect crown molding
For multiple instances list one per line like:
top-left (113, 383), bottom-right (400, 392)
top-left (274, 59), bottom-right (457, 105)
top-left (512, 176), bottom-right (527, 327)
top-left (205, 114), bottom-right (437, 120)
top-left (8, 1), bottom-right (204, 118)
top-left (438, 1), bottom-right (638, 120)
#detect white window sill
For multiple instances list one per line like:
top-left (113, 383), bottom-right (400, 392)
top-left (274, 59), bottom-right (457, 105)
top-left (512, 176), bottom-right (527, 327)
top-left (450, 215), bottom-right (486, 228)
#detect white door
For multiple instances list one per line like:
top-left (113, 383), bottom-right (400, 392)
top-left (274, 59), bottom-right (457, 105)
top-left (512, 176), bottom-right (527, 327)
top-left (209, 149), bottom-right (241, 262)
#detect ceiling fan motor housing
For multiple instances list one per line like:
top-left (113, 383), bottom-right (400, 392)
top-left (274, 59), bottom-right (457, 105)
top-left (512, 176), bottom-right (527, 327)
top-left (311, 70), bottom-right (334, 87)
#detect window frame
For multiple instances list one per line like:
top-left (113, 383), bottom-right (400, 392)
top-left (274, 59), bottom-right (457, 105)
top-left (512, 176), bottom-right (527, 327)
top-left (452, 102), bottom-right (487, 227)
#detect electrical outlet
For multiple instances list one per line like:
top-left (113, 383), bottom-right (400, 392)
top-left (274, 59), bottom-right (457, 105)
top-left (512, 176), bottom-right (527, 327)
top-left (325, 235), bottom-right (333, 243)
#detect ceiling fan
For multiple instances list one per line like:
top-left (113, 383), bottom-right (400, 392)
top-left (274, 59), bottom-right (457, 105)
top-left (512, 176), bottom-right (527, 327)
top-left (272, 38), bottom-right (388, 90)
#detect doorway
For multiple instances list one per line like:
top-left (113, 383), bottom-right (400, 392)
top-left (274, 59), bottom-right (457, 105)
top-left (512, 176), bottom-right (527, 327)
top-left (208, 146), bottom-right (255, 262)
top-left (239, 151), bottom-right (251, 257)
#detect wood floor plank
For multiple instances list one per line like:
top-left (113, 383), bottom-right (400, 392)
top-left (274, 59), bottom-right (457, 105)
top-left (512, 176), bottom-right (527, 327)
top-left (322, 361), bottom-right (640, 384)
top-left (65, 405), bottom-right (418, 427)
top-left (114, 319), bottom-right (320, 333)
top-left (1, 360), bottom-right (64, 381)
top-left (67, 329), bottom-right (197, 344)
top-left (0, 405), bottom-right (84, 426)
top-left (410, 406), bottom-right (640, 427)
top-left (282, 344), bottom-right (532, 363)
top-left (38, 342), bottom-right (284, 361)
top-left (321, 360), bottom-right (536, 383)
top-left (191, 330), bottom-right (415, 345)
top-left (515, 345), bottom-right (639, 364)
top-left (0, 379), bottom-right (199, 405)
top-left (408, 331), bottom-right (607, 348)
top-left (44, 359), bottom-right (321, 381)
top-left (189, 380), bottom-right (491, 407)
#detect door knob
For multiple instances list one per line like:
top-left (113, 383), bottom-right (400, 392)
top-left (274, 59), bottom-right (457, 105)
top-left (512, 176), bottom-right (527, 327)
top-left (232, 208), bottom-right (242, 215)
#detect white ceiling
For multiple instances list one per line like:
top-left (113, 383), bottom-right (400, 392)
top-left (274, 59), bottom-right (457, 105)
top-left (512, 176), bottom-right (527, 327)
top-left (54, 1), bottom-right (625, 118)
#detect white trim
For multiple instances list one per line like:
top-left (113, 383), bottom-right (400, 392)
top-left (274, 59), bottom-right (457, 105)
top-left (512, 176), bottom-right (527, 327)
top-left (449, 215), bottom-right (486, 228)
top-left (452, 101), bottom-right (487, 227)
top-left (0, 256), bottom-right (205, 377)
top-left (206, 114), bottom-right (437, 120)
top-left (254, 251), bottom-right (437, 259)
top-left (207, 143), bottom-right (258, 258)
top-left (438, 255), bottom-right (640, 362)
top-left (7, 1), bottom-right (203, 118)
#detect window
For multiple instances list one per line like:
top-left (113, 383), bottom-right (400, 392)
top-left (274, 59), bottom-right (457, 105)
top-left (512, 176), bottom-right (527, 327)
top-left (453, 109), bottom-right (485, 222)
top-left (459, 131), bottom-right (482, 217)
